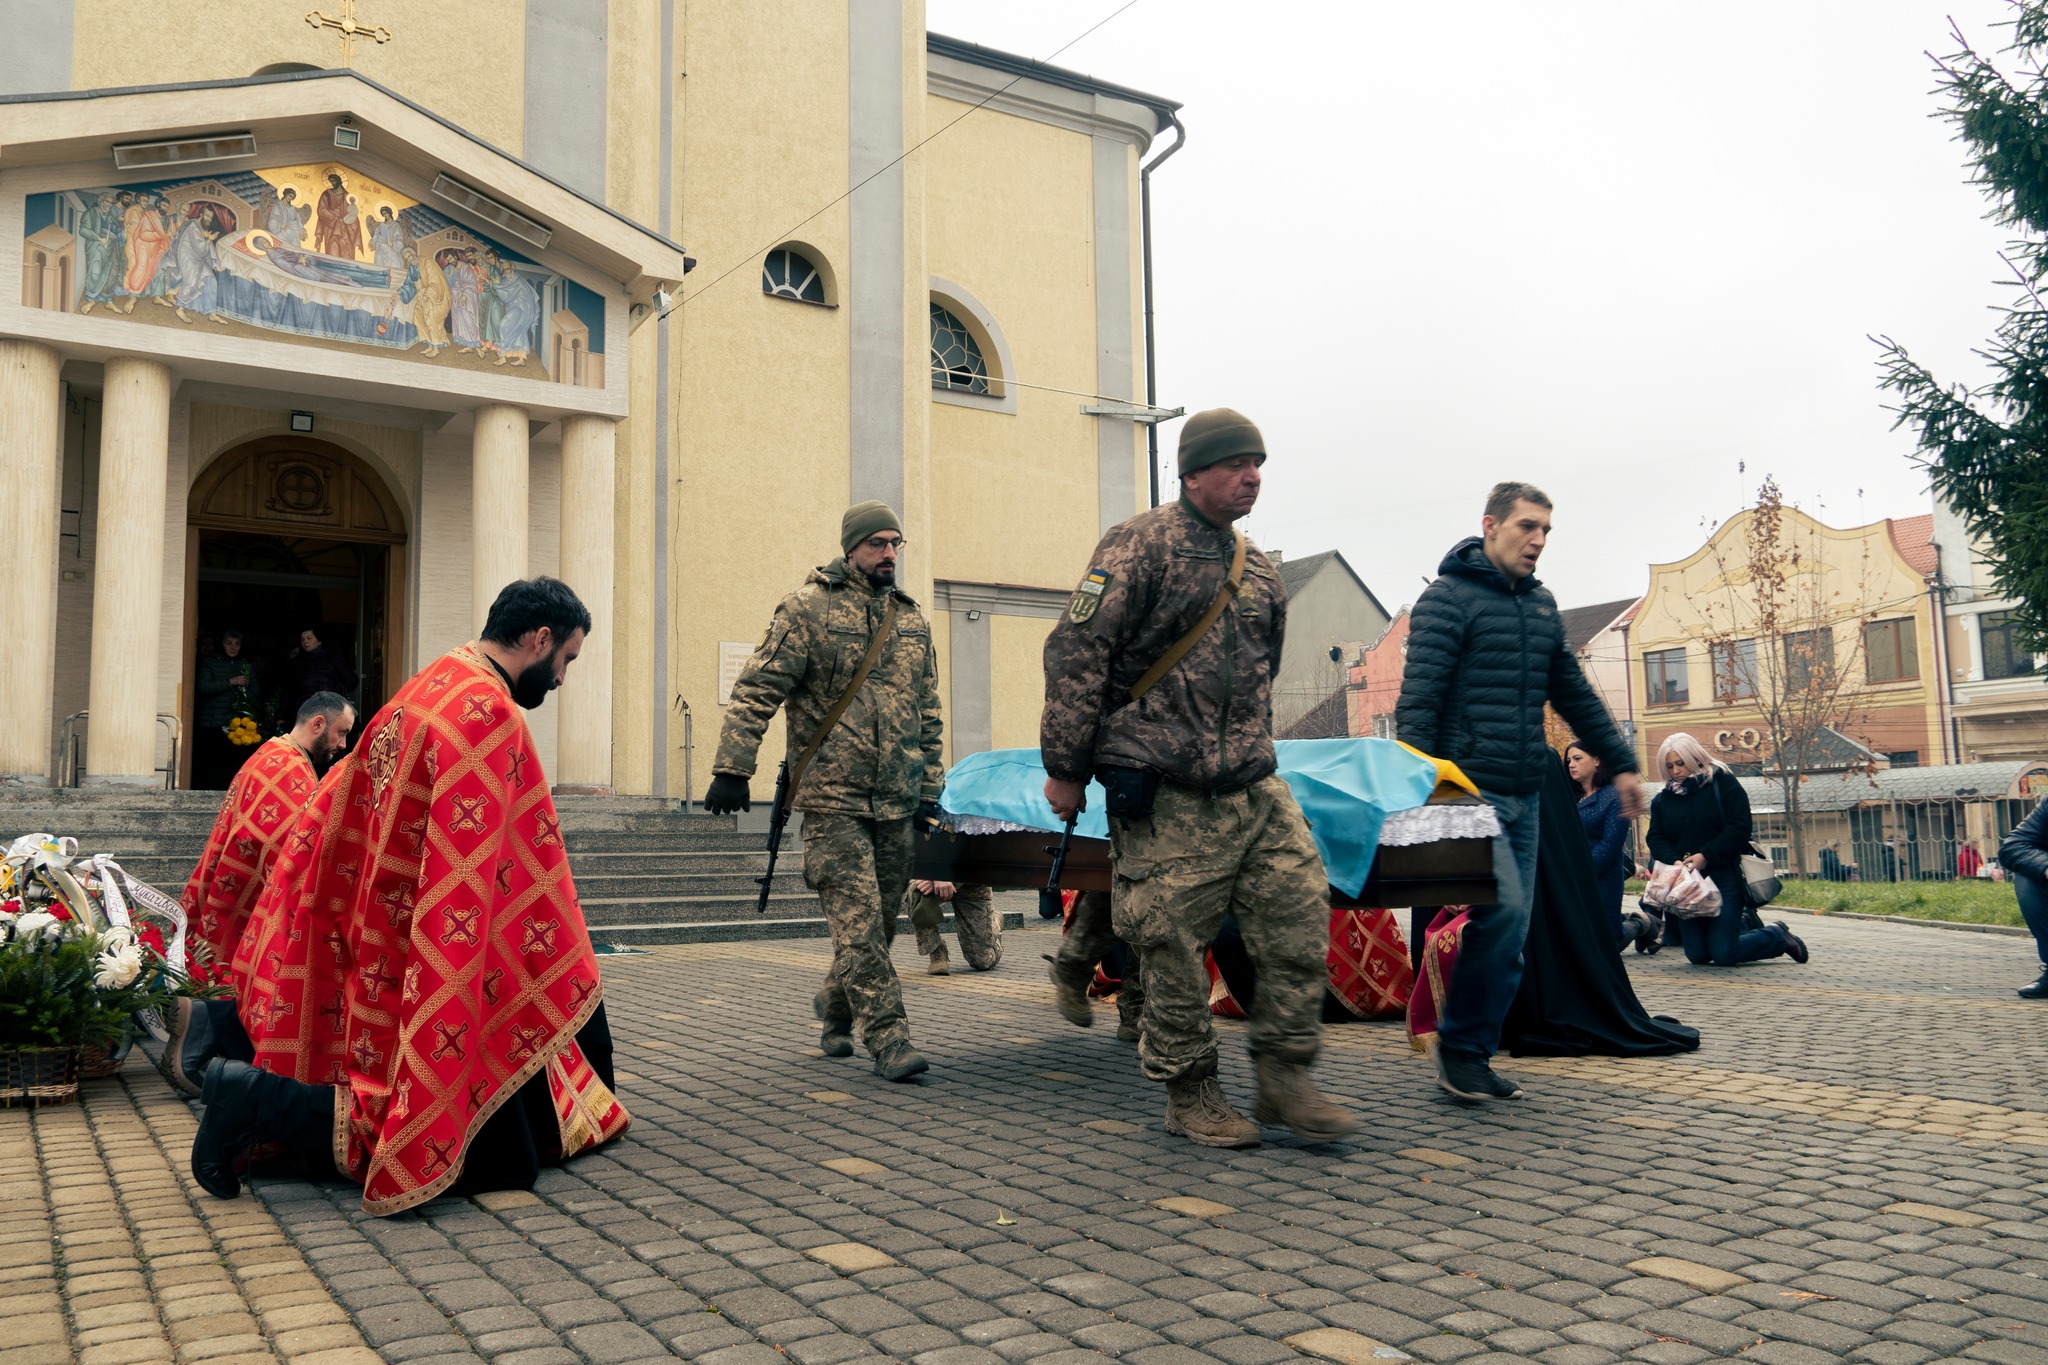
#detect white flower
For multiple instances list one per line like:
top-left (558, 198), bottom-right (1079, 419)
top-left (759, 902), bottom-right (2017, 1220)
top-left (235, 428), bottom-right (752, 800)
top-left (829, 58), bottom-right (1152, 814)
top-left (13, 910), bottom-right (57, 939)
top-left (94, 941), bottom-right (144, 989)
top-left (99, 926), bottom-right (136, 953)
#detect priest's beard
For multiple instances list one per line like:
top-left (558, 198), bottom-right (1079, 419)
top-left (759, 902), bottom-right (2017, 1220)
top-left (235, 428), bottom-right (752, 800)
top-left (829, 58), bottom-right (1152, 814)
top-left (513, 650), bottom-right (562, 710)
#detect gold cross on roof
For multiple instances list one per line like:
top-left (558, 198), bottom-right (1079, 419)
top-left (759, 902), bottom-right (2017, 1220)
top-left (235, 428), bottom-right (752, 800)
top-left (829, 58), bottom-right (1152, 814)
top-left (305, 0), bottom-right (392, 66)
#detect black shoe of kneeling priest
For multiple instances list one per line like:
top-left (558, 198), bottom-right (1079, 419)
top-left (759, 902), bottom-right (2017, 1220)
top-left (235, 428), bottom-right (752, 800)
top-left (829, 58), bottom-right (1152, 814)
top-left (192, 1059), bottom-right (334, 1200)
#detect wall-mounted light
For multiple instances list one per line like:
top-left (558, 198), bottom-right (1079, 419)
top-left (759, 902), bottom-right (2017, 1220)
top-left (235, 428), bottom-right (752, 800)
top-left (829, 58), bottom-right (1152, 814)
top-left (289, 411), bottom-right (315, 433)
top-left (965, 610), bottom-right (983, 621)
top-left (333, 125), bottom-right (362, 151)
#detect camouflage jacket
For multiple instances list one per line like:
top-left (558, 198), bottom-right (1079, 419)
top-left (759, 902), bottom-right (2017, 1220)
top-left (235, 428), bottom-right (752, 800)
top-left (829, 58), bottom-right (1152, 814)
top-left (1040, 497), bottom-right (1286, 792)
top-left (712, 559), bottom-right (944, 819)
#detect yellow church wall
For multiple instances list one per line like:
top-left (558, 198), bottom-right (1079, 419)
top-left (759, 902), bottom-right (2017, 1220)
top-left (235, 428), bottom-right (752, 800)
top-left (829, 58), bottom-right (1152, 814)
top-left (604, 0), bottom-right (664, 796)
top-left (990, 614), bottom-right (1054, 753)
top-left (924, 93), bottom-right (1105, 592)
top-left (666, 0), bottom-right (853, 799)
top-left (68, 0), bottom-right (527, 154)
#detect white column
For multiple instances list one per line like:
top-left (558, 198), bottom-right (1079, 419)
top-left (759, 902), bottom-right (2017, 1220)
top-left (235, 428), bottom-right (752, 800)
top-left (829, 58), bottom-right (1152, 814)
top-left (555, 414), bottom-right (617, 792)
top-left (471, 403), bottom-right (531, 631)
top-left (85, 357), bottom-right (172, 783)
top-left (0, 342), bottom-right (64, 779)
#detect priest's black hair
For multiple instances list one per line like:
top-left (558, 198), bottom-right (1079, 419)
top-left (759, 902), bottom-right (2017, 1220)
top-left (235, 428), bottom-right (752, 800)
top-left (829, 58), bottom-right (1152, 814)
top-left (481, 576), bottom-right (593, 647)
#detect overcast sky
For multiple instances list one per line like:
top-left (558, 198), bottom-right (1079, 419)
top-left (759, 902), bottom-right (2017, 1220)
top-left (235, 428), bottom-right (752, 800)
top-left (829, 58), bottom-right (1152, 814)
top-left (925, 0), bottom-right (2022, 612)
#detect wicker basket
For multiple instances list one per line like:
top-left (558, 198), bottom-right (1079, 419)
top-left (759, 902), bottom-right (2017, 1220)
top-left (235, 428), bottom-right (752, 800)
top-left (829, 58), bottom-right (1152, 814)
top-left (1, 1047), bottom-right (81, 1109)
top-left (77, 1040), bottom-right (128, 1080)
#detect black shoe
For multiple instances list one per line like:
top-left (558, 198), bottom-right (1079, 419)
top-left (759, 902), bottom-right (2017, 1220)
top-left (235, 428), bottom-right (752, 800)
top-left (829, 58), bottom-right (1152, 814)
top-left (192, 1059), bottom-right (263, 1199)
top-left (1769, 921), bottom-right (1809, 964)
top-left (814, 990), bottom-right (853, 1058)
top-left (2019, 970), bottom-right (2048, 999)
top-left (1434, 1048), bottom-right (1524, 1102)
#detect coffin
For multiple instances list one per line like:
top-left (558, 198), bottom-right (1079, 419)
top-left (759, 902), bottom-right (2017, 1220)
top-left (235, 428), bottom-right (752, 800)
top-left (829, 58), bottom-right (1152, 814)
top-left (912, 806), bottom-right (1496, 910)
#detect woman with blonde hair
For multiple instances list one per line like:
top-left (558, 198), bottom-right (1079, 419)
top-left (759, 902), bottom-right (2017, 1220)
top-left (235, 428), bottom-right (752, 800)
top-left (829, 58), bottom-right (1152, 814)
top-left (1646, 732), bottom-right (1807, 967)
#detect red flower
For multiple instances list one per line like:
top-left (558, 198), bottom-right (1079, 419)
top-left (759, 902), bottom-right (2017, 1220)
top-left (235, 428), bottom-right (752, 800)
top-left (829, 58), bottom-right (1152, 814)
top-left (48, 905), bottom-right (71, 922)
top-left (0, 898), bottom-right (20, 915)
top-left (138, 925), bottom-right (167, 956)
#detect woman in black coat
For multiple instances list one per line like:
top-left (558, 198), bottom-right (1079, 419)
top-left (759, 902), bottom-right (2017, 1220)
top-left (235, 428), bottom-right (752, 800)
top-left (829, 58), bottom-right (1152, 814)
top-left (1645, 732), bottom-right (1806, 967)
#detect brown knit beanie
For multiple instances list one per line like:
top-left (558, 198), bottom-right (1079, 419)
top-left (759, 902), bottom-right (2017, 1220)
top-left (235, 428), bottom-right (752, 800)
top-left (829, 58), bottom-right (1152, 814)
top-left (841, 500), bottom-right (903, 556)
top-left (1177, 408), bottom-right (1266, 476)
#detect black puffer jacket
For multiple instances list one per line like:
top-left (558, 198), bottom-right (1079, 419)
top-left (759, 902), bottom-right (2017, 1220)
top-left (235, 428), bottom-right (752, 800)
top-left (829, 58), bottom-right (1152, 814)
top-left (1395, 538), bottom-right (1636, 795)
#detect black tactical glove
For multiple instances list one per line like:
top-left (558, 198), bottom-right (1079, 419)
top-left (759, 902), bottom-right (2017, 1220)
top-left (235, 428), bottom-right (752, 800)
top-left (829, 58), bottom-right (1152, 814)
top-left (705, 773), bottom-right (752, 815)
top-left (915, 802), bottom-right (945, 829)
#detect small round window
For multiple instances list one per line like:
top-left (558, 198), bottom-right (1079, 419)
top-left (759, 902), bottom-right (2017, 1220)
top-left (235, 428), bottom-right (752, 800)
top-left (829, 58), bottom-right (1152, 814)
top-left (762, 248), bottom-right (826, 304)
top-left (930, 304), bottom-right (989, 395)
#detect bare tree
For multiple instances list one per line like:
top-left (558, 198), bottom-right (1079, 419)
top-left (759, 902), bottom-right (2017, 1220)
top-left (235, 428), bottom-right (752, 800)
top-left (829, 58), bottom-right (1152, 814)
top-left (1695, 478), bottom-right (1880, 873)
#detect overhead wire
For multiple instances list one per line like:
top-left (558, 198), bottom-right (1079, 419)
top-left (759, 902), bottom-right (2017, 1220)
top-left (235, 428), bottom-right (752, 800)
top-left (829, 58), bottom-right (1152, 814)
top-left (655, 0), bottom-right (1144, 332)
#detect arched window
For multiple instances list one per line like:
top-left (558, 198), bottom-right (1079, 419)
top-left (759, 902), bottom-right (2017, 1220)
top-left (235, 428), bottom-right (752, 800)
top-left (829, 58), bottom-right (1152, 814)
top-left (930, 304), bottom-right (988, 394)
top-left (254, 62), bottom-right (323, 75)
top-left (762, 247), bottom-right (828, 304)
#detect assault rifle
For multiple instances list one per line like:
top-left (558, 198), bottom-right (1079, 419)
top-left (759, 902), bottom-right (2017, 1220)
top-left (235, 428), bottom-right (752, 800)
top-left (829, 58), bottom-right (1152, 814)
top-left (1038, 812), bottom-right (1080, 920)
top-left (754, 758), bottom-right (793, 914)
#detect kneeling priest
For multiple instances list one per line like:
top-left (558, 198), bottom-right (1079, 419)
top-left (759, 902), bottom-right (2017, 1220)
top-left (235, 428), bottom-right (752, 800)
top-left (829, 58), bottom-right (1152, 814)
top-left (197, 577), bottom-right (628, 1215)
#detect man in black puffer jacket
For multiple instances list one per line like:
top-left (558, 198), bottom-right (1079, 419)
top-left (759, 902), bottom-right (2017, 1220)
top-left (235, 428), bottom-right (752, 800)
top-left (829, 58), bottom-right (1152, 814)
top-left (1397, 482), bottom-right (1644, 1102)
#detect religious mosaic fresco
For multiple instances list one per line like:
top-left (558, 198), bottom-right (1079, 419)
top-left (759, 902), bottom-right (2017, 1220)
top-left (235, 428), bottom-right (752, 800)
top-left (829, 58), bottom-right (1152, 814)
top-left (20, 164), bottom-right (606, 387)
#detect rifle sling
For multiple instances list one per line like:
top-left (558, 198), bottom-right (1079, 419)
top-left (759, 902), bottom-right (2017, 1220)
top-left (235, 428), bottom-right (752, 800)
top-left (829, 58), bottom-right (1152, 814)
top-left (1129, 529), bottom-right (1246, 702)
top-left (785, 596), bottom-right (897, 798)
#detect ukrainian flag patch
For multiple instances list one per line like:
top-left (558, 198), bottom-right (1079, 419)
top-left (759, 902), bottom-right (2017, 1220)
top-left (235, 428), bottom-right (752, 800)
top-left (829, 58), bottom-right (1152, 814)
top-left (1068, 569), bottom-right (1111, 623)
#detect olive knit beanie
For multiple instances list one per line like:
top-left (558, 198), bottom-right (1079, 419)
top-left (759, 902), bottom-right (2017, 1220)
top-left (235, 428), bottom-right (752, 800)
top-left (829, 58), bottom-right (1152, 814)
top-left (1177, 408), bottom-right (1266, 476)
top-left (841, 500), bottom-right (903, 556)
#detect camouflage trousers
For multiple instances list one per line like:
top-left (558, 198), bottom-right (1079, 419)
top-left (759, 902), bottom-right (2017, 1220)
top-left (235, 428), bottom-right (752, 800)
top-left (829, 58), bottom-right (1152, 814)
top-left (1109, 775), bottom-right (1328, 1083)
top-left (912, 883), bottom-right (1003, 970)
top-left (1054, 890), bottom-right (1144, 1030)
top-left (803, 813), bottom-right (913, 1055)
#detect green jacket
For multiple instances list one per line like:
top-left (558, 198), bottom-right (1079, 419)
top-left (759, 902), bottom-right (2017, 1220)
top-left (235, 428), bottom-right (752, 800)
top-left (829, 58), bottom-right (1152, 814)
top-left (712, 559), bottom-right (945, 819)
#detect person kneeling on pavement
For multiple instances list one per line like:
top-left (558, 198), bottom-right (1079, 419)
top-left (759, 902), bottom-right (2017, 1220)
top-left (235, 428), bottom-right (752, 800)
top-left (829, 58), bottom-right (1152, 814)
top-left (1998, 796), bottom-right (2048, 999)
top-left (908, 880), bottom-right (1002, 975)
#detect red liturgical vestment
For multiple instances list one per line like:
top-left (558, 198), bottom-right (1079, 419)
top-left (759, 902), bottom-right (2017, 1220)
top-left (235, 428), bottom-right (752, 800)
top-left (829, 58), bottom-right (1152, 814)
top-left (234, 644), bottom-right (627, 1214)
top-left (183, 736), bottom-right (318, 978)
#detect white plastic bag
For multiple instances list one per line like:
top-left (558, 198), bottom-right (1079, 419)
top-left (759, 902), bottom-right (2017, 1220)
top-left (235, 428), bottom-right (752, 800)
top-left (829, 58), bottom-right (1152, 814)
top-left (1641, 860), bottom-right (1723, 920)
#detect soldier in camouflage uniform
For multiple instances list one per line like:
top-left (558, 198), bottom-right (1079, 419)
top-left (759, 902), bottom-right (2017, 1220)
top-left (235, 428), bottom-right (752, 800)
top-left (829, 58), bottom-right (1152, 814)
top-left (907, 880), bottom-right (1001, 974)
top-left (1051, 890), bottom-right (1143, 1041)
top-left (1039, 409), bottom-right (1356, 1148)
top-left (706, 501), bottom-right (944, 1082)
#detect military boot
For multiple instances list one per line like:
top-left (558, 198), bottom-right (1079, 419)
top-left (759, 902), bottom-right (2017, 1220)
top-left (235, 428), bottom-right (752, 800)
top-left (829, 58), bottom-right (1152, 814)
top-left (1252, 1055), bottom-right (1358, 1142)
top-left (814, 989), bottom-right (854, 1058)
top-left (1115, 994), bottom-right (1141, 1044)
top-left (1048, 957), bottom-right (1093, 1027)
top-left (872, 1040), bottom-right (929, 1082)
top-left (1163, 1074), bottom-right (1260, 1148)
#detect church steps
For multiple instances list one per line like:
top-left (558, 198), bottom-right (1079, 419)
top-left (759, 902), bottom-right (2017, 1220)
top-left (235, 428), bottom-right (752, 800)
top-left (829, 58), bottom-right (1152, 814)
top-left (592, 910), bottom-right (1029, 946)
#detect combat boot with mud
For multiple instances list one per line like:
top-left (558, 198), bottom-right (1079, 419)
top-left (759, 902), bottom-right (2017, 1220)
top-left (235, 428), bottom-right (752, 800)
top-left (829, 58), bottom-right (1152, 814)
top-left (814, 989), bottom-right (854, 1058)
top-left (1253, 1054), bottom-right (1358, 1142)
top-left (1163, 1074), bottom-right (1260, 1149)
top-left (1048, 958), bottom-right (1093, 1027)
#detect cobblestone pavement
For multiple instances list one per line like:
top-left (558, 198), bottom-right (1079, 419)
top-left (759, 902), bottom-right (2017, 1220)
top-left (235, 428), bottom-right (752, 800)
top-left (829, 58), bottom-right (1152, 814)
top-left (8, 909), bottom-right (2048, 1365)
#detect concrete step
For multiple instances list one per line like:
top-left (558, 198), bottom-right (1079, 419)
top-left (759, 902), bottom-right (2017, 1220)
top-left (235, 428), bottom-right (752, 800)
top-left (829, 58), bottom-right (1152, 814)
top-left (570, 871), bottom-right (775, 899)
top-left (588, 910), bottom-right (1027, 946)
top-left (578, 892), bottom-right (822, 924)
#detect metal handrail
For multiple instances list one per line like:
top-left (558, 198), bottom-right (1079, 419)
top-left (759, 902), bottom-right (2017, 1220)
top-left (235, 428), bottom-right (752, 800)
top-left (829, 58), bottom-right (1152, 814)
top-left (57, 710), bottom-right (183, 789)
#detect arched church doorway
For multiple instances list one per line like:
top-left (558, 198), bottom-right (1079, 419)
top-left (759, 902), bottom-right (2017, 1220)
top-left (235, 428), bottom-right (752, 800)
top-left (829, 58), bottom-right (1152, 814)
top-left (182, 436), bottom-right (407, 789)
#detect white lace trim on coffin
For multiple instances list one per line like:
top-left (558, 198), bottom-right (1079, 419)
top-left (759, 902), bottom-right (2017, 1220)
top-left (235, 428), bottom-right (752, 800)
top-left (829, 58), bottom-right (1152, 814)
top-left (1378, 802), bottom-right (1500, 846)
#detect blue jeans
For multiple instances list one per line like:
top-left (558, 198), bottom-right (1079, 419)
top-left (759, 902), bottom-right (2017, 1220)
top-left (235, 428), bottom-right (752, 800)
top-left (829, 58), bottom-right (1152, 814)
top-left (1677, 870), bottom-right (1785, 966)
top-left (2015, 874), bottom-right (2048, 967)
top-left (1438, 789), bottom-right (1541, 1060)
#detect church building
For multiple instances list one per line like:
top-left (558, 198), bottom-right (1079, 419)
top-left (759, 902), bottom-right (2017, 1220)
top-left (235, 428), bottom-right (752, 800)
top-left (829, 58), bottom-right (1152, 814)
top-left (0, 1), bottom-right (1181, 799)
